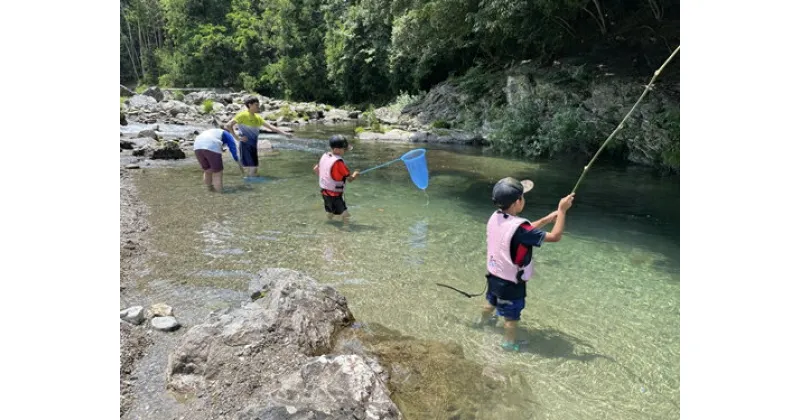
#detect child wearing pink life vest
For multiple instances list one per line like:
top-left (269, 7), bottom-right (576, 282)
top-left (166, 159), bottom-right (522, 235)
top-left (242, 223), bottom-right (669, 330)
top-left (313, 135), bottom-right (360, 223)
top-left (476, 177), bottom-right (575, 352)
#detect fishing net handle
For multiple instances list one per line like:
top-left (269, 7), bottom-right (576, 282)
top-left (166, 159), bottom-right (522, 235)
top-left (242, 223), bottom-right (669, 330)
top-left (359, 149), bottom-right (426, 175)
top-left (359, 158), bottom-right (402, 175)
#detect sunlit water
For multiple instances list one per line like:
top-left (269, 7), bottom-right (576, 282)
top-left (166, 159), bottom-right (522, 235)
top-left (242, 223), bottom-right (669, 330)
top-left (126, 123), bottom-right (679, 420)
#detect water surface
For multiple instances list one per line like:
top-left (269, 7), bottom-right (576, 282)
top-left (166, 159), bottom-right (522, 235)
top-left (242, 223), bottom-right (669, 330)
top-left (127, 123), bottom-right (679, 420)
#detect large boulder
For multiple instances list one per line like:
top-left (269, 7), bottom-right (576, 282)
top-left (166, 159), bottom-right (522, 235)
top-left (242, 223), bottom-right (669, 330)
top-left (165, 268), bottom-right (400, 419)
top-left (357, 129), bottom-right (414, 143)
top-left (160, 100), bottom-right (193, 117)
top-left (133, 140), bottom-right (186, 159)
top-left (184, 91), bottom-right (218, 105)
top-left (323, 109), bottom-right (350, 123)
top-left (151, 141), bottom-right (186, 160)
top-left (127, 94), bottom-right (159, 111)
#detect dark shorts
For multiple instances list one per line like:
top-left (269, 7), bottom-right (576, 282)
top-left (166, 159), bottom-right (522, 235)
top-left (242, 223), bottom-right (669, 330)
top-left (322, 193), bottom-right (347, 215)
top-left (194, 149), bottom-right (223, 173)
top-left (239, 140), bottom-right (259, 167)
top-left (486, 291), bottom-right (525, 321)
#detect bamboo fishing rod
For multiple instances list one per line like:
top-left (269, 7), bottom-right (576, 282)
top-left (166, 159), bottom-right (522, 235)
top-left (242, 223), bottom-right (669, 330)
top-left (571, 45), bottom-right (680, 194)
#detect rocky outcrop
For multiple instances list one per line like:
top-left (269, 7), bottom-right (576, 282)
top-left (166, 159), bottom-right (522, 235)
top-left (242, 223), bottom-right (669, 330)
top-left (165, 268), bottom-right (401, 419)
top-left (364, 62), bottom-right (679, 170)
top-left (394, 83), bottom-right (467, 126)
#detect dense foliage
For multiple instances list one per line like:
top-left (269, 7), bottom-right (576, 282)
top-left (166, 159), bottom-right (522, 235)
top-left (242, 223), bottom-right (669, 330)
top-left (121, 0), bottom-right (678, 102)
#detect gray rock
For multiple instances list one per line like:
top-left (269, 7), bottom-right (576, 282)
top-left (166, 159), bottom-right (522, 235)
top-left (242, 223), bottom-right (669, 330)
top-left (131, 148), bottom-right (149, 157)
top-left (120, 306), bottom-right (145, 325)
top-left (137, 129), bottom-right (158, 140)
top-left (164, 268), bottom-right (399, 419)
top-left (358, 127), bottom-right (483, 145)
top-left (127, 94), bottom-right (159, 111)
top-left (374, 107), bottom-right (401, 125)
top-left (151, 141), bottom-right (186, 160)
top-left (398, 83), bottom-right (464, 125)
top-left (240, 268), bottom-right (354, 354)
top-left (127, 136), bottom-right (157, 150)
top-left (142, 86), bottom-right (164, 102)
top-left (323, 109), bottom-right (350, 123)
top-left (151, 316), bottom-right (180, 331)
top-left (211, 102), bottom-right (225, 113)
top-left (218, 93), bottom-right (234, 104)
top-left (148, 303), bottom-right (173, 318)
top-left (268, 354), bottom-right (400, 420)
top-left (306, 110), bottom-right (324, 120)
top-left (357, 129), bottom-right (413, 142)
top-left (160, 100), bottom-right (192, 117)
top-left (184, 91), bottom-right (217, 105)
top-left (409, 131), bottom-right (434, 143)
top-left (504, 74), bottom-right (533, 108)
top-left (417, 129), bottom-right (484, 145)
top-left (133, 140), bottom-right (186, 160)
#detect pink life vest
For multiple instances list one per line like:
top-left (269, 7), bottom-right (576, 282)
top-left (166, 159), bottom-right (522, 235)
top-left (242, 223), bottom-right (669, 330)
top-left (318, 152), bottom-right (346, 192)
top-left (486, 211), bottom-right (534, 283)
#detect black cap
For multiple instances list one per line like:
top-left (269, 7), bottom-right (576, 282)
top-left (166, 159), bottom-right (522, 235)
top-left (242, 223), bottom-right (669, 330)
top-left (329, 135), bottom-right (351, 150)
top-left (492, 177), bottom-right (534, 208)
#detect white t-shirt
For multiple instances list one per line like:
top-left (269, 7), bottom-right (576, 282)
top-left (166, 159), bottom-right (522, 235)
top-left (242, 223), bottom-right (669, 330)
top-left (193, 129), bottom-right (226, 154)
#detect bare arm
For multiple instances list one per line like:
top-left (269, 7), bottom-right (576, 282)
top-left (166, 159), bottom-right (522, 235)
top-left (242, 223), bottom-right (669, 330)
top-left (543, 194), bottom-right (575, 242)
top-left (263, 121), bottom-right (292, 137)
top-left (530, 211), bottom-right (558, 229)
top-left (543, 210), bottom-right (567, 242)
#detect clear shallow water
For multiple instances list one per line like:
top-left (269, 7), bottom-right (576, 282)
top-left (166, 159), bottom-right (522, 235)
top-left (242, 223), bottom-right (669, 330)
top-left (130, 123), bottom-right (679, 420)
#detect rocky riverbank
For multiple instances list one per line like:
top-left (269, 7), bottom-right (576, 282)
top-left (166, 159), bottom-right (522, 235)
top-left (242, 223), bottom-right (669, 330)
top-left (120, 86), bottom-right (486, 147)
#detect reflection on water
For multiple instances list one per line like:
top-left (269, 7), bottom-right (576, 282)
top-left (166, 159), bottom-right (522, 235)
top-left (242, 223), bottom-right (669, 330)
top-left (408, 219), bottom-right (429, 250)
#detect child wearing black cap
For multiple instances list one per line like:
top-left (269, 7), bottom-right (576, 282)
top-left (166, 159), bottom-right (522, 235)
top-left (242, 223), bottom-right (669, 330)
top-left (313, 135), bottom-right (360, 223)
top-left (476, 177), bottom-right (575, 352)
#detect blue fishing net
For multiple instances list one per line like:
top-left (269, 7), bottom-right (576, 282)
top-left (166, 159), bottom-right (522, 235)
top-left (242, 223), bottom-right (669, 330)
top-left (400, 149), bottom-right (428, 190)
